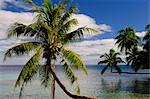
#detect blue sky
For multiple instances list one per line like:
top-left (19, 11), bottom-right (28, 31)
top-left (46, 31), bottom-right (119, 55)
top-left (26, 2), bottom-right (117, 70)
top-left (0, 0), bottom-right (149, 65)
top-left (2, 0), bottom-right (149, 38)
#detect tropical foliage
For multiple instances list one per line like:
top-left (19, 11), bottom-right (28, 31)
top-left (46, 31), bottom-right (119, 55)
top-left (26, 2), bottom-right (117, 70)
top-left (116, 25), bottom-right (150, 72)
top-left (115, 27), bottom-right (139, 53)
top-left (98, 49), bottom-right (124, 74)
top-left (4, 0), bottom-right (97, 99)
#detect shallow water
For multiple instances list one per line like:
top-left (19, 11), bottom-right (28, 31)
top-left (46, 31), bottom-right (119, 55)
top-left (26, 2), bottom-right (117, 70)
top-left (0, 65), bottom-right (149, 99)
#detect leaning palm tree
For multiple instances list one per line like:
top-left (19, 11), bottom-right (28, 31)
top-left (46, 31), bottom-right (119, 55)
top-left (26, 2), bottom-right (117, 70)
top-left (98, 49), bottom-right (124, 74)
top-left (4, 0), bottom-right (97, 99)
top-left (115, 27), bottom-right (139, 53)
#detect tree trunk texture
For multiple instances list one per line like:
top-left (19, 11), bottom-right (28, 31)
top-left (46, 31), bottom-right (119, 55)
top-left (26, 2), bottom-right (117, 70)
top-left (51, 75), bottom-right (56, 99)
top-left (51, 62), bottom-right (56, 99)
top-left (111, 67), bottom-right (113, 73)
top-left (49, 64), bottom-right (97, 99)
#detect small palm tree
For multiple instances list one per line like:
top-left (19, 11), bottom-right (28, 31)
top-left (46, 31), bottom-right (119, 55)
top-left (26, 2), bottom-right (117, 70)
top-left (4, 0), bottom-right (97, 99)
top-left (98, 49), bottom-right (124, 74)
top-left (115, 27), bottom-right (139, 53)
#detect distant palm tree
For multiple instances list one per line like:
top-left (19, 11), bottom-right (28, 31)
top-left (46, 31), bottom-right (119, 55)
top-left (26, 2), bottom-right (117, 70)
top-left (115, 27), bottom-right (139, 53)
top-left (98, 49), bottom-right (124, 74)
top-left (4, 0), bottom-right (97, 99)
top-left (142, 24), bottom-right (150, 69)
top-left (126, 25), bottom-right (150, 71)
top-left (126, 48), bottom-right (142, 72)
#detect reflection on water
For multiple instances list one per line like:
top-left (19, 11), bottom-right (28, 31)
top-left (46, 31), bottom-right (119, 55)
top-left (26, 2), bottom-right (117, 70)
top-left (95, 78), bottom-right (150, 99)
top-left (99, 78), bottom-right (150, 94)
top-left (132, 79), bottom-right (150, 94)
top-left (100, 78), bottom-right (122, 93)
top-left (0, 65), bottom-right (150, 99)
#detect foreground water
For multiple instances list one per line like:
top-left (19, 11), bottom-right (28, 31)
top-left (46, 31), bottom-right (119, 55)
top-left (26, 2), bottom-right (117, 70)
top-left (0, 65), bottom-right (149, 99)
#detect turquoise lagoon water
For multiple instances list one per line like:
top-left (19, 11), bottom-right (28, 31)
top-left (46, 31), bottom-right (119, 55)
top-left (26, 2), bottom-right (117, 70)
top-left (0, 65), bottom-right (149, 99)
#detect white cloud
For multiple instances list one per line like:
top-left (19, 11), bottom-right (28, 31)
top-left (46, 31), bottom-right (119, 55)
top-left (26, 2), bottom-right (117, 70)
top-left (68, 39), bottom-right (116, 56)
top-left (136, 31), bottom-right (146, 37)
top-left (0, 10), bottom-right (33, 38)
top-left (71, 14), bottom-right (112, 34)
top-left (98, 24), bottom-right (112, 32)
top-left (68, 39), bottom-right (119, 64)
top-left (0, 0), bottom-right (30, 10)
top-left (0, 10), bottom-right (113, 65)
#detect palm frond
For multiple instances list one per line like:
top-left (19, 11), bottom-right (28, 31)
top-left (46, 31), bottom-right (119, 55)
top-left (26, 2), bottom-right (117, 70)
top-left (15, 48), bottom-right (42, 87)
top-left (59, 5), bottom-right (78, 25)
top-left (61, 58), bottom-right (77, 84)
top-left (62, 47), bottom-right (88, 75)
top-left (7, 23), bottom-right (27, 38)
top-left (19, 81), bottom-right (25, 99)
top-left (101, 65), bottom-right (109, 75)
top-left (113, 52), bottom-right (120, 56)
top-left (116, 57), bottom-right (125, 63)
top-left (4, 42), bottom-right (41, 61)
top-left (98, 60), bottom-right (108, 64)
top-left (15, 48), bottom-right (42, 98)
top-left (58, 18), bottom-right (78, 35)
top-left (103, 53), bottom-right (110, 60)
top-left (39, 64), bottom-right (52, 88)
top-left (63, 27), bottom-right (98, 43)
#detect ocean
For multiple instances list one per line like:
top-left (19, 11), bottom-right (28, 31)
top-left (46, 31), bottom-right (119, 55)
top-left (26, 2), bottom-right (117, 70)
top-left (0, 65), bottom-right (149, 99)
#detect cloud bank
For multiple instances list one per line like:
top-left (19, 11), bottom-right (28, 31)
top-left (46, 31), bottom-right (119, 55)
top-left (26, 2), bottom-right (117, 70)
top-left (0, 9), bottom-right (112, 65)
top-left (136, 31), bottom-right (146, 37)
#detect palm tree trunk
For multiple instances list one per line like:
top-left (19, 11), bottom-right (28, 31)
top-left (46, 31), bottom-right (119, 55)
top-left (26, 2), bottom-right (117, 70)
top-left (48, 62), bottom-right (97, 99)
top-left (51, 61), bottom-right (56, 99)
top-left (51, 77), bottom-right (55, 99)
top-left (111, 67), bottom-right (113, 73)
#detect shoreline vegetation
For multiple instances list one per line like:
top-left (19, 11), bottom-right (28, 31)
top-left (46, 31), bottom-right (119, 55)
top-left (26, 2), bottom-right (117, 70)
top-left (98, 26), bottom-right (150, 75)
top-left (112, 72), bottom-right (150, 74)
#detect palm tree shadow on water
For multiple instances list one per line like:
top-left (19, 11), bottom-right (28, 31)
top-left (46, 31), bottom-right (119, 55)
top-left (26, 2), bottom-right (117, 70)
top-left (100, 78), bottom-right (122, 93)
top-left (97, 78), bottom-right (150, 98)
top-left (130, 78), bottom-right (150, 94)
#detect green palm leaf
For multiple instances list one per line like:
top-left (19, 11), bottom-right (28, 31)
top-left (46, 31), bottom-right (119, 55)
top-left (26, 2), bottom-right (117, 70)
top-left (7, 23), bottom-right (29, 38)
top-left (63, 27), bottom-right (98, 43)
top-left (4, 42), bottom-right (41, 61)
top-left (61, 58), bottom-right (77, 84)
top-left (15, 48), bottom-right (42, 98)
top-left (58, 18), bottom-right (78, 35)
top-left (59, 6), bottom-right (78, 25)
top-left (39, 64), bottom-right (52, 88)
top-left (62, 47), bottom-right (88, 75)
top-left (98, 60), bottom-right (108, 64)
